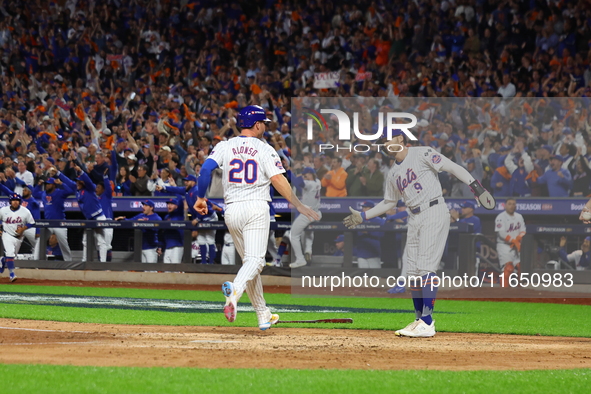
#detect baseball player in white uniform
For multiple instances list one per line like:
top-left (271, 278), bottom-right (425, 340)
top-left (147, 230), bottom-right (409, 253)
top-left (288, 167), bottom-right (322, 268)
top-left (495, 198), bottom-right (525, 286)
top-left (344, 130), bottom-right (495, 337)
top-left (221, 232), bottom-right (236, 265)
top-left (0, 194), bottom-right (35, 282)
top-left (194, 105), bottom-right (319, 330)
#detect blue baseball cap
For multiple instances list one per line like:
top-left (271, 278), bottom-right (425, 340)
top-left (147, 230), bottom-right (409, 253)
top-left (460, 201), bottom-right (475, 209)
top-left (183, 175), bottom-right (197, 182)
top-left (550, 155), bottom-right (564, 162)
top-left (45, 178), bottom-right (57, 184)
top-left (335, 235), bottom-right (345, 243)
top-left (141, 200), bottom-right (155, 208)
top-left (466, 158), bottom-right (475, 164)
top-left (396, 200), bottom-right (406, 207)
top-left (361, 201), bottom-right (375, 208)
top-left (585, 236), bottom-right (591, 242)
top-left (117, 138), bottom-right (126, 144)
top-left (302, 167), bottom-right (316, 175)
top-left (541, 145), bottom-right (553, 152)
top-left (46, 157), bottom-right (55, 164)
top-left (166, 198), bottom-right (179, 205)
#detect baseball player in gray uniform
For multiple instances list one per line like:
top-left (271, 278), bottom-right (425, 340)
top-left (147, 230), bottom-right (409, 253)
top-left (0, 194), bottom-right (35, 282)
top-left (288, 167), bottom-right (322, 268)
top-left (194, 105), bottom-right (319, 330)
top-left (495, 198), bottom-right (526, 286)
top-left (344, 130), bottom-right (494, 337)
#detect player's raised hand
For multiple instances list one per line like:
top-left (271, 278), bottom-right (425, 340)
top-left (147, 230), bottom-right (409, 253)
top-left (194, 197), bottom-right (208, 215)
top-left (343, 207), bottom-right (363, 229)
top-left (579, 206), bottom-right (591, 224)
top-left (297, 204), bottom-right (320, 221)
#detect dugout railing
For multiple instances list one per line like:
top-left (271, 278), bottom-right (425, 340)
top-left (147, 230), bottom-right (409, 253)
top-left (5, 220), bottom-right (475, 279)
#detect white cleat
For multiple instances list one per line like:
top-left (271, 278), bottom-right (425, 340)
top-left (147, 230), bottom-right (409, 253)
top-left (289, 260), bottom-right (307, 269)
top-left (259, 314), bottom-right (280, 331)
top-left (395, 319), bottom-right (435, 338)
top-left (222, 281), bottom-right (237, 322)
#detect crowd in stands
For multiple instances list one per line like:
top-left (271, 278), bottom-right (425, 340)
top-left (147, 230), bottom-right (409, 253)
top-left (0, 0), bottom-right (588, 202)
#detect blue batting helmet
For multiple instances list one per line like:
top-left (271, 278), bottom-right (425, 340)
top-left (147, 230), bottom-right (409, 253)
top-left (238, 105), bottom-right (271, 129)
top-left (9, 193), bottom-right (21, 202)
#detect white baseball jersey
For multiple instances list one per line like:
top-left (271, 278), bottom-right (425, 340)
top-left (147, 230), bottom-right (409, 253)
top-left (301, 179), bottom-right (321, 211)
top-left (495, 211), bottom-right (526, 243)
top-left (0, 205), bottom-right (34, 237)
top-left (208, 137), bottom-right (285, 204)
top-left (384, 147), bottom-right (447, 208)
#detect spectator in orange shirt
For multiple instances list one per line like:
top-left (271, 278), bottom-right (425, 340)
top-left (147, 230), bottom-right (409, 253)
top-left (321, 157), bottom-right (348, 197)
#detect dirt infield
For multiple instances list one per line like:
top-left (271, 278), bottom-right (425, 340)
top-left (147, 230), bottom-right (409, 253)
top-left (1, 279), bottom-right (591, 371)
top-left (0, 318), bottom-right (590, 371)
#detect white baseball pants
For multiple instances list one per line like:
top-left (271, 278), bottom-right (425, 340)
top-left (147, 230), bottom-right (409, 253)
top-left (2, 233), bottom-right (23, 257)
top-left (225, 200), bottom-right (272, 325)
top-left (405, 203), bottom-right (450, 277)
top-left (49, 227), bottom-right (71, 261)
top-left (142, 248), bottom-right (158, 263)
top-left (82, 215), bottom-right (108, 262)
top-left (290, 211), bottom-right (321, 263)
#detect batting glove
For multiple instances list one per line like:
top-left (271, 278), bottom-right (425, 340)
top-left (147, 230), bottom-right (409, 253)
top-left (469, 179), bottom-right (496, 210)
top-left (343, 207), bottom-right (364, 229)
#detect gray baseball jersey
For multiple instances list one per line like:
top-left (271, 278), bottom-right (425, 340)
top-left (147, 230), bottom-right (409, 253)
top-left (384, 147), bottom-right (447, 207)
top-left (301, 179), bottom-right (321, 211)
top-left (383, 147), bottom-right (451, 277)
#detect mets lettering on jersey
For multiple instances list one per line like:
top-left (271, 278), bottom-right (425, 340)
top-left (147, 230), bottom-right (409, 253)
top-left (385, 147), bottom-right (445, 208)
top-left (0, 206), bottom-right (34, 237)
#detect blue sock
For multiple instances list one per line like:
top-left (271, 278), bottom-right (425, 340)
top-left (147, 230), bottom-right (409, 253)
top-left (421, 273), bottom-right (439, 325)
top-left (199, 245), bottom-right (207, 263)
top-left (276, 242), bottom-right (287, 260)
top-left (6, 257), bottom-right (15, 273)
top-left (107, 250), bottom-right (112, 262)
top-left (208, 244), bottom-right (216, 264)
top-left (410, 280), bottom-right (423, 320)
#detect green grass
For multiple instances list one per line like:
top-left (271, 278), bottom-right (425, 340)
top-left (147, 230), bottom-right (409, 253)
top-left (1, 364), bottom-right (589, 394)
top-left (0, 284), bottom-right (590, 337)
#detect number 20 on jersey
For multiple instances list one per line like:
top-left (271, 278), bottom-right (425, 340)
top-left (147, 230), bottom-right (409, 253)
top-left (229, 159), bottom-right (258, 184)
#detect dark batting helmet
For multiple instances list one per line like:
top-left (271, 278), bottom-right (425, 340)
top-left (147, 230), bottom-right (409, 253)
top-left (238, 105), bottom-right (271, 129)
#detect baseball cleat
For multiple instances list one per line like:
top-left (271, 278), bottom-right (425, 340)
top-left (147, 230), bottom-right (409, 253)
top-left (271, 258), bottom-right (282, 267)
top-left (304, 253), bottom-right (311, 262)
top-left (9, 272), bottom-right (16, 283)
top-left (396, 319), bottom-right (435, 338)
top-left (289, 260), bottom-right (307, 269)
top-left (259, 314), bottom-right (280, 331)
top-left (0, 257), bottom-right (4, 274)
top-left (222, 281), bottom-right (237, 323)
top-left (387, 285), bottom-right (406, 294)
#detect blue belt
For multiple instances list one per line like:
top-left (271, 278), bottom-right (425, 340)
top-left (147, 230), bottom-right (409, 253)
top-left (410, 199), bottom-right (439, 214)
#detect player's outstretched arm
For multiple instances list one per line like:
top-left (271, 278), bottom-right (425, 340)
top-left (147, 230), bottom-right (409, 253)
top-left (440, 160), bottom-right (495, 210)
top-left (271, 173), bottom-right (320, 221)
top-left (194, 158), bottom-right (219, 215)
top-left (343, 200), bottom-right (396, 228)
